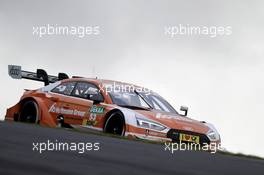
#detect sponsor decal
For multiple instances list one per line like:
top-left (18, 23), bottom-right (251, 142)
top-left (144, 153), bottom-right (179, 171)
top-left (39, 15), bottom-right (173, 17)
top-left (82, 119), bottom-right (88, 125)
top-left (148, 130), bottom-right (167, 137)
top-left (86, 113), bottom-right (98, 126)
top-left (89, 113), bottom-right (97, 121)
top-left (145, 128), bottom-right (166, 137)
top-left (82, 113), bottom-right (98, 126)
top-left (49, 104), bottom-right (86, 117)
top-left (155, 113), bottom-right (193, 122)
top-left (90, 105), bottom-right (105, 114)
top-left (183, 126), bottom-right (194, 131)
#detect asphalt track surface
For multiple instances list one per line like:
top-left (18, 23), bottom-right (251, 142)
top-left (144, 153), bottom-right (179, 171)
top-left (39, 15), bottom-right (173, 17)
top-left (0, 121), bottom-right (263, 175)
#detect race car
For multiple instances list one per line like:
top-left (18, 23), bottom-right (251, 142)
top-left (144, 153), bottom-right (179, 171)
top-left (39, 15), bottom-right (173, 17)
top-left (6, 65), bottom-right (221, 145)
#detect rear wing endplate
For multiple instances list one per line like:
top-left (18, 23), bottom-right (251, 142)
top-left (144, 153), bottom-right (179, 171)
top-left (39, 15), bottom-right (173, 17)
top-left (8, 65), bottom-right (69, 86)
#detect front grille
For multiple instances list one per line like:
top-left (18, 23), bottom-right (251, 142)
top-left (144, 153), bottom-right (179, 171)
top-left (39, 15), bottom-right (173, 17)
top-left (167, 129), bottom-right (210, 145)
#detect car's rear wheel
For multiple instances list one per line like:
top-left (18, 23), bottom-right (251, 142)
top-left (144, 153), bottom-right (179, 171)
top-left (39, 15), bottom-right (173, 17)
top-left (19, 100), bottom-right (39, 123)
top-left (104, 111), bottom-right (125, 136)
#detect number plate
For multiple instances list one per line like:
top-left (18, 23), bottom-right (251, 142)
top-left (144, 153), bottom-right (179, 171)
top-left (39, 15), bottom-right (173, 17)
top-left (179, 133), bottom-right (200, 144)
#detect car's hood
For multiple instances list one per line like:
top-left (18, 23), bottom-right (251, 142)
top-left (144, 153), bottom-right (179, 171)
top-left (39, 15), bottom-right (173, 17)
top-left (134, 109), bottom-right (210, 134)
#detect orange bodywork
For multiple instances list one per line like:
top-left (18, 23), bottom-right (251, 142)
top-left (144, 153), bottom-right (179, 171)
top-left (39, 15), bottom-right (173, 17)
top-left (5, 78), bottom-right (221, 145)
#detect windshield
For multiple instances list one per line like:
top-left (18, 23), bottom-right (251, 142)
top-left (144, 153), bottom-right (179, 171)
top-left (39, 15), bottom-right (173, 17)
top-left (109, 90), bottom-right (178, 114)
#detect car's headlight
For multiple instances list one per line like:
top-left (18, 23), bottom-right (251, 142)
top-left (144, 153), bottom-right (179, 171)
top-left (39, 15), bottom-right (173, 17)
top-left (207, 130), bottom-right (217, 140)
top-left (136, 117), bottom-right (166, 131)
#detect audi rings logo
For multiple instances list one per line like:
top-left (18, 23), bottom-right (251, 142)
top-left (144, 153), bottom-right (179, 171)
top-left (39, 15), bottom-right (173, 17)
top-left (9, 67), bottom-right (20, 75)
top-left (8, 65), bottom-right (22, 79)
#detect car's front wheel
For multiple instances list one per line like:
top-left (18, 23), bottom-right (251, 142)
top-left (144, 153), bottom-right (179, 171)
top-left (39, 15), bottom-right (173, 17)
top-left (19, 100), bottom-right (39, 123)
top-left (104, 111), bottom-right (125, 136)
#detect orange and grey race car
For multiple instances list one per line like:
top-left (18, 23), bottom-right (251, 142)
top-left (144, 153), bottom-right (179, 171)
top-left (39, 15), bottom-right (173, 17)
top-left (6, 65), bottom-right (221, 145)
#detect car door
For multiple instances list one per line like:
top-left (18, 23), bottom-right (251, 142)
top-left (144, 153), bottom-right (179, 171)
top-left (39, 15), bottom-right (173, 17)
top-left (70, 82), bottom-right (105, 127)
top-left (49, 81), bottom-right (105, 127)
top-left (71, 82), bottom-right (97, 125)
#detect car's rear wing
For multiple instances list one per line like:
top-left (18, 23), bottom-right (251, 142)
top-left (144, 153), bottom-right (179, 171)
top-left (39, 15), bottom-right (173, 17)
top-left (8, 65), bottom-right (69, 86)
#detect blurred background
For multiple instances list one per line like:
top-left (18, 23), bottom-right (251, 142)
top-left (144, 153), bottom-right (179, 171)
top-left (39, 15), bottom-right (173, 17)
top-left (0, 0), bottom-right (263, 157)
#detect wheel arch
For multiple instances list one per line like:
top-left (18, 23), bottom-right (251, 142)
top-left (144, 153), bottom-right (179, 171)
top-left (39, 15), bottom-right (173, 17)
top-left (19, 96), bottom-right (56, 127)
top-left (20, 97), bottom-right (39, 107)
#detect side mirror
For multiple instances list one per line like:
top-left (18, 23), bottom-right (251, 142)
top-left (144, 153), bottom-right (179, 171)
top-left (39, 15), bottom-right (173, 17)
top-left (87, 94), bottom-right (104, 104)
top-left (180, 106), bottom-right (188, 116)
top-left (84, 87), bottom-right (104, 104)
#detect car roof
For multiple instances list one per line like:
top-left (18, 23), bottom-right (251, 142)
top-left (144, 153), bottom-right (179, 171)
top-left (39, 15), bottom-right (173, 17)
top-left (64, 77), bottom-right (145, 89)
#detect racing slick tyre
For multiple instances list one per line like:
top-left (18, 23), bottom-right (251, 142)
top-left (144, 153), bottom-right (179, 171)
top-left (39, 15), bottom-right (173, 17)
top-left (104, 111), bottom-right (125, 136)
top-left (19, 100), bottom-right (39, 123)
